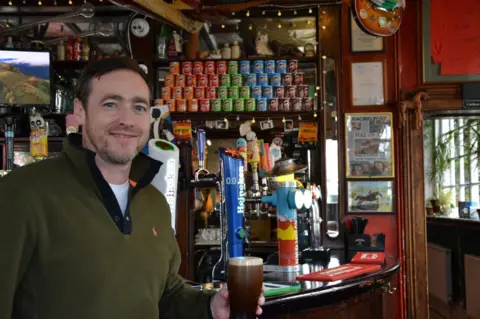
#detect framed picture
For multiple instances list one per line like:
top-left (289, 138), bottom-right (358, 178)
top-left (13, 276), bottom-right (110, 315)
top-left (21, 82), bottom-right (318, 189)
top-left (349, 11), bottom-right (385, 54)
top-left (284, 119), bottom-right (294, 132)
top-left (422, 0), bottom-right (480, 83)
top-left (345, 112), bottom-right (394, 178)
top-left (350, 60), bottom-right (386, 107)
top-left (347, 180), bottom-right (394, 214)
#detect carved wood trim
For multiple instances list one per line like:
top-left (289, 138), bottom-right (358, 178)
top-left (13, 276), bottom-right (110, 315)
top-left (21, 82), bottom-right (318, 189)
top-left (401, 85), bottom-right (462, 112)
top-left (398, 95), bottom-right (430, 319)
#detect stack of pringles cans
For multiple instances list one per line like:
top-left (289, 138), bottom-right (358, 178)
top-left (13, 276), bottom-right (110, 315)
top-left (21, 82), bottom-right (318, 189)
top-left (160, 59), bottom-right (316, 113)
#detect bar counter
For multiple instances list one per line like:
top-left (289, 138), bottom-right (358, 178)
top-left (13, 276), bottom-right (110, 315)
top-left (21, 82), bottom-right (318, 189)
top-left (261, 250), bottom-right (400, 318)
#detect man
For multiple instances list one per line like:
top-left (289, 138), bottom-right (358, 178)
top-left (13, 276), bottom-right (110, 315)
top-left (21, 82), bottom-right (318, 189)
top-left (0, 57), bottom-right (264, 319)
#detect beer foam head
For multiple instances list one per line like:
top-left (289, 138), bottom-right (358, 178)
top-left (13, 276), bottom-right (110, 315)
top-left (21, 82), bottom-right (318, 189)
top-left (229, 256), bottom-right (263, 266)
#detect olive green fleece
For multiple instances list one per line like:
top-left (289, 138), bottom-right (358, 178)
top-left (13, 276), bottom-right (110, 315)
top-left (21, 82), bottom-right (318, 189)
top-left (0, 137), bottom-right (216, 319)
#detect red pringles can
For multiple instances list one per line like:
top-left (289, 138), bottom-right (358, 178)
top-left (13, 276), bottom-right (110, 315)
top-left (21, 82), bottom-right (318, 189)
top-left (216, 61), bottom-right (227, 74)
top-left (188, 99), bottom-right (198, 112)
top-left (173, 87), bottom-right (183, 99)
top-left (193, 61), bottom-right (204, 75)
top-left (167, 99), bottom-right (176, 112)
top-left (204, 61), bottom-right (215, 74)
top-left (161, 87), bottom-right (172, 100)
top-left (164, 75), bottom-right (175, 87)
top-left (291, 98), bottom-right (302, 111)
top-left (286, 86), bottom-right (297, 98)
top-left (176, 99), bottom-right (187, 112)
top-left (294, 72), bottom-right (304, 85)
top-left (279, 98), bottom-right (290, 112)
top-left (184, 87), bottom-right (194, 99)
top-left (274, 86), bottom-right (285, 98)
top-left (268, 98), bottom-right (278, 112)
top-left (186, 75), bottom-right (197, 87)
top-left (205, 87), bottom-right (216, 99)
top-left (175, 74), bottom-right (186, 87)
top-left (288, 60), bottom-right (298, 73)
top-left (282, 73), bottom-right (293, 86)
top-left (199, 99), bottom-right (211, 112)
top-left (209, 74), bottom-right (219, 87)
top-left (169, 62), bottom-right (180, 74)
top-left (194, 87), bottom-right (205, 99)
top-left (298, 85), bottom-right (309, 98)
top-left (181, 61), bottom-right (192, 74)
top-left (197, 74), bottom-right (208, 87)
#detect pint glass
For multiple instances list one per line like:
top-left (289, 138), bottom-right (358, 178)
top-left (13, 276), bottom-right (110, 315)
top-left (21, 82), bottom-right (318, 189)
top-left (227, 256), bottom-right (264, 319)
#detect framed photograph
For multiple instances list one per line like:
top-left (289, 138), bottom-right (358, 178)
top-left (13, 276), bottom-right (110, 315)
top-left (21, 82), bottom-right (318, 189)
top-left (345, 112), bottom-right (394, 178)
top-left (215, 120), bottom-right (229, 130)
top-left (422, 0), bottom-right (480, 83)
top-left (284, 119), bottom-right (294, 132)
top-left (260, 119), bottom-right (274, 130)
top-left (350, 11), bottom-right (385, 53)
top-left (347, 180), bottom-right (394, 214)
top-left (351, 60), bottom-right (386, 107)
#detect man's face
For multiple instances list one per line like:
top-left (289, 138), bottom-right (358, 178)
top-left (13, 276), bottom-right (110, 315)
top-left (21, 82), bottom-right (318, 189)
top-left (74, 69), bottom-right (150, 165)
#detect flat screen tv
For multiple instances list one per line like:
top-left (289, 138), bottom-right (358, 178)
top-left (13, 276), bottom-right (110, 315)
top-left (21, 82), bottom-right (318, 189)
top-left (0, 50), bottom-right (51, 107)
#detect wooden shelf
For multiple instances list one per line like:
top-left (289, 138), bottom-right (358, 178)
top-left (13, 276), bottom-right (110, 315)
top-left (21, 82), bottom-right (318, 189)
top-left (153, 56), bottom-right (319, 66)
top-left (170, 111), bottom-right (318, 121)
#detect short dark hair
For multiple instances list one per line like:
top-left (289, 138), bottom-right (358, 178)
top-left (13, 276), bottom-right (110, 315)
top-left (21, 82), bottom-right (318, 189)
top-left (75, 57), bottom-right (151, 108)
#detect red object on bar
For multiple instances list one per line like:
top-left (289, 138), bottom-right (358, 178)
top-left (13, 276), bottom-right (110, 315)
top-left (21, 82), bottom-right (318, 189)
top-left (296, 264), bottom-right (381, 282)
top-left (351, 252), bottom-right (385, 265)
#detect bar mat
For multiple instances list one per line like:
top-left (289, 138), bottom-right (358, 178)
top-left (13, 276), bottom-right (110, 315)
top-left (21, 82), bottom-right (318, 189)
top-left (351, 252), bottom-right (385, 265)
top-left (296, 264), bottom-right (381, 282)
top-left (263, 281), bottom-right (301, 298)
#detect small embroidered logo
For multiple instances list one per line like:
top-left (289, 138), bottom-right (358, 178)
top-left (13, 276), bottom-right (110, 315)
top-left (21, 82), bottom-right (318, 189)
top-left (152, 226), bottom-right (157, 237)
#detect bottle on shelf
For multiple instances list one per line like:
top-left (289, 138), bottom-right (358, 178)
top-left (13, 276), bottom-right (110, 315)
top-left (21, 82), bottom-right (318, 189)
top-left (221, 43), bottom-right (231, 59)
top-left (66, 36), bottom-right (73, 60)
top-left (5, 37), bottom-right (14, 49)
top-left (231, 41), bottom-right (240, 59)
top-left (82, 39), bottom-right (90, 61)
top-left (74, 36), bottom-right (82, 61)
top-left (57, 40), bottom-right (65, 61)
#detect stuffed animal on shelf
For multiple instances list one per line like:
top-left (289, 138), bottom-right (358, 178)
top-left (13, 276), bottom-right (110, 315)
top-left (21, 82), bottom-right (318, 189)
top-left (255, 31), bottom-right (273, 56)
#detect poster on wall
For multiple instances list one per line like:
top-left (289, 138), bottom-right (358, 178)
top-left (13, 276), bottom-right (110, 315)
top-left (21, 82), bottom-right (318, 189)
top-left (347, 181), bottom-right (394, 214)
top-left (345, 112), bottom-right (394, 178)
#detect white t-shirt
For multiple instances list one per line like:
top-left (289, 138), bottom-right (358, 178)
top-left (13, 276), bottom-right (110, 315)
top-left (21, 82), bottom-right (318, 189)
top-left (109, 181), bottom-right (130, 215)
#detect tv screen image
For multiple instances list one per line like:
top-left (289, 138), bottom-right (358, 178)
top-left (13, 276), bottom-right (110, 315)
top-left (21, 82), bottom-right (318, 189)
top-left (0, 50), bottom-right (50, 106)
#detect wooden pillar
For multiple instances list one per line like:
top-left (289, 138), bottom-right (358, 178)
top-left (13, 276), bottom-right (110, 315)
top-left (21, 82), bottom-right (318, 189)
top-left (185, 32), bottom-right (200, 60)
top-left (398, 92), bottom-right (430, 319)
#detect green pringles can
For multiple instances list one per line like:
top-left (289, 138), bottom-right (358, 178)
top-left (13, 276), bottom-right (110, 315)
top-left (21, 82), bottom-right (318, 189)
top-left (220, 74), bottom-right (231, 87)
top-left (222, 99), bottom-right (233, 112)
top-left (245, 98), bottom-right (256, 111)
top-left (228, 86), bottom-right (239, 99)
top-left (211, 99), bottom-right (222, 112)
top-left (234, 99), bottom-right (245, 112)
top-left (231, 74), bottom-right (243, 87)
top-left (218, 86), bottom-right (228, 99)
top-left (228, 61), bottom-right (238, 74)
top-left (240, 86), bottom-right (251, 99)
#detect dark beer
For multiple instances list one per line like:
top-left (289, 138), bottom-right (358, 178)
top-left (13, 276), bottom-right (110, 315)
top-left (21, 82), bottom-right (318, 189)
top-left (227, 256), bottom-right (263, 319)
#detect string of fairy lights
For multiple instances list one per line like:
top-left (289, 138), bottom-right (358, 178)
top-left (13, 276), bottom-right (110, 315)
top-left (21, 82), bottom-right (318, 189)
top-left (7, 0), bottom-right (103, 5)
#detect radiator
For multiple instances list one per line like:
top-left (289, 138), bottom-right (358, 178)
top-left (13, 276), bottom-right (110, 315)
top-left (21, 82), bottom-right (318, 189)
top-left (427, 243), bottom-right (452, 304)
top-left (465, 254), bottom-right (480, 318)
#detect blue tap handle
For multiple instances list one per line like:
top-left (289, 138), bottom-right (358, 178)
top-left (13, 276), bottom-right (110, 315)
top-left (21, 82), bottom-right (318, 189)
top-left (197, 129), bottom-right (206, 162)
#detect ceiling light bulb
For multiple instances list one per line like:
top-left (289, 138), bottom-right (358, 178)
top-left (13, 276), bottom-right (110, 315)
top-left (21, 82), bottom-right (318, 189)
top-left (294, 10), bottom-right (297, 15)
top-left (224, 117), bottom-right (228, 122)
top-left (246, 10), bottom-right (250, 17)
top-left (278, 11), bottom-right (282, 16)
top-left (282, 117), bottom-right (286, 123)
top-left (38, 0), bottom-right (42, 5)
top-left (262, 10), bottom-right (265, 15)
top-left (314, 112), bottom-right (318, 118)
top-left (277, 23), bottom-right (282, 28)
top-left (316, 86), bottom-right (320, 90)
top-left (249, 24), bottom-right (253, 31)
top-left (232, 12), bottom-right (235, 16)
top-left (309, 8), bottom-right (313, 14)
top-left (322, 10), bottom-right (326, 14)
top-left (69, 0), bottom-right (73, 4)
top-left (252, 118), bottom-right (255, 124)
top-left (322, 55), bottom-right (327, 59)
top-left (221, 24), bottom-right (225, 29)
top-left (8, 0), bottom-right (12, 5)
top-left (322, 25), bottom-right (326, 30)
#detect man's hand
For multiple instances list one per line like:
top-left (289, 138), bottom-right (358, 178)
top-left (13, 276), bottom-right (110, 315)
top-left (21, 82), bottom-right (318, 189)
top-left (210, 288), bottom-right (265, 319)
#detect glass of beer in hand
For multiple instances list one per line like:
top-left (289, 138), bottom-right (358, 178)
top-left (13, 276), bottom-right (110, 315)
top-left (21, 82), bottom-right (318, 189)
top-left (227, 256), bottom-right (264, 319)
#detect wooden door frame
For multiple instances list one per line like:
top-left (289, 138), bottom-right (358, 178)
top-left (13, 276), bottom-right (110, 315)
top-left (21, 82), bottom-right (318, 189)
top-left (397, 92), bottom-right (430, 319)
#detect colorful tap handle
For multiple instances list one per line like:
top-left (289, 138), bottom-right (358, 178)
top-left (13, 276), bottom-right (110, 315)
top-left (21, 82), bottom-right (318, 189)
top-left (219, 147), bottom-right (246, 258)
top-left (196, 129), bottom-right (206, 167)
